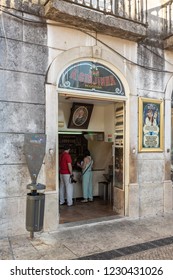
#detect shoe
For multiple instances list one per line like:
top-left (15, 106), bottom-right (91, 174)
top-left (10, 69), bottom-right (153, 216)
top-left (81, 199), bottom-right (88, 203)
top-left (89, 198), bottom-right (93, 202)
top-left (60, 202), bottom-right (65, 205)
top-left (67, 204), bottom-right (73, 207)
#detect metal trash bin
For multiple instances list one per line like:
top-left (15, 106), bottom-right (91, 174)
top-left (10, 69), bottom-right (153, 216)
top-left (26, 183), bottom-right (46, 238)
top-left (24, 134), bottom-right (46, 238)
top-left (98, 181), bottom-right (109, 200)
top-left (26, 192), bottom-right (45, 232)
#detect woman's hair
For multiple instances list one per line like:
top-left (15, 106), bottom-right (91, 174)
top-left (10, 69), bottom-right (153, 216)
top-left (84, 149), bottom-right (90, 157)
top-left (64, 145), bottom-right (71, 151)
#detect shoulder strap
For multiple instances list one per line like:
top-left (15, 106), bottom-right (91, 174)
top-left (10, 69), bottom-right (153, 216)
top-left (82, 159), bottom-right (93, 176)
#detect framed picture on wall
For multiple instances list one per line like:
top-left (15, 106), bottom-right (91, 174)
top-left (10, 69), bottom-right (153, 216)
top-left (68, 103), bottom-right (94, 129)
top-left (138, 97), bottom-right (164, 152)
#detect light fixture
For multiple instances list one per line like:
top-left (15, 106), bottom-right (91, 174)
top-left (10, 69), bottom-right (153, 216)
top-left (58, 131), bottom-right (82, 134)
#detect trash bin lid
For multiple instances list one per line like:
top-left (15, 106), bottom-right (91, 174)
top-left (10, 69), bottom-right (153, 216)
top-left (27, 183), bottom-right (46, 191)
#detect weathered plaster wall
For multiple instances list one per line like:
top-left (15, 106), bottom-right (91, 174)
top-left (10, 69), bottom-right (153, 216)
top-left (136, 35), bottom-right (173, 217)
top-left (0, 4), bottom-right (48, 236)
top-left (44, 0), bottom-right (146, 41)
top-left (1, 0), bottom-right (47, 14)
top-left (1, 0), bottom-right (173, 236)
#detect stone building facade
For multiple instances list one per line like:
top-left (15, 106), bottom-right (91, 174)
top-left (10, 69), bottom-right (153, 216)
top-left (0, 0), bottom-right (173, 237)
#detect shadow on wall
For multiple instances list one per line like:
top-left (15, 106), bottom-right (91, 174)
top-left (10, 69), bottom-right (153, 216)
top-left (88, 140), bottom-right (112, 170)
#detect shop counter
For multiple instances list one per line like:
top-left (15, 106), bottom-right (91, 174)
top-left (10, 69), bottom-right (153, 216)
top-left (73, 171), bottom-right (83, 198)
top-left (73, 169), bottom-right (106, 198)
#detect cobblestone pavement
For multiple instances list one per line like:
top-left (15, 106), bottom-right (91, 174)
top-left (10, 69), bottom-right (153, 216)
top-left (1, 212), bottom-right (173, 260)
top-left (115, 244), bottom-right (173, 260)
top-left (78, 238), bottom-right (173, 260)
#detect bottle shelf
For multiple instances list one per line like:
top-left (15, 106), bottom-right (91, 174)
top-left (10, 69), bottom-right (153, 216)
top-left (59, 133), bottom-right (88, 168)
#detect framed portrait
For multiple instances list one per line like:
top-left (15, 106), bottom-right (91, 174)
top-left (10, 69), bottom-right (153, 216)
top-left (68, 103), bottom-right (94, 129)
top-left (138, 97), bottom-right (164, 152)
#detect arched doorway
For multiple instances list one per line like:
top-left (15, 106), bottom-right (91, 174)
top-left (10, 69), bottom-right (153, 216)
top-left (171, 92), bottom-right (173, 181)
top-left (44, 45), bottom-right (133, 230)
top-left (57, 60), bottom-right (128, 224)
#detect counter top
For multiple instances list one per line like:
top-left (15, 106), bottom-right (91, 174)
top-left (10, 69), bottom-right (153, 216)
top-left (103, 174), bottom-right (113, 183)
top-left (73, 169), bottom-right (105, 172)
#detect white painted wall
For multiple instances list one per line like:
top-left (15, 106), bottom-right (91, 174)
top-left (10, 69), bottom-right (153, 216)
top-left (58, 102), bottom-right (105, 131)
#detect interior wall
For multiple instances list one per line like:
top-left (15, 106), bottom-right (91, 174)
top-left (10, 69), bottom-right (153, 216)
top-left (58, 101), bottom-right (114, 174)
top-left (88, 140), bottom-right (112, 171)
top-left (58, 102), bottom-right (105, 131)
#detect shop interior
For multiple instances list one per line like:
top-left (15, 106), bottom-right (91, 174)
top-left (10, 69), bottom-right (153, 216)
top-left (58, 95), bottom-right (124, 224)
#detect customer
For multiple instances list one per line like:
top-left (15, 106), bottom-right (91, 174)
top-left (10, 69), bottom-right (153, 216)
top-left (59, 145), bottom-right (74, 206)
top-left (77, 149), bottom-right (93, 202)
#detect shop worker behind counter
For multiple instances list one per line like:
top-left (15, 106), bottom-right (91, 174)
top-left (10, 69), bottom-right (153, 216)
top-left (59, 145), bottom-right (75, 206)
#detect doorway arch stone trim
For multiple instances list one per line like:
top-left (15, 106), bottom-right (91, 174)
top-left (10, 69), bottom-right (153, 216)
top-left (45, 45), bottom-right (136, 226)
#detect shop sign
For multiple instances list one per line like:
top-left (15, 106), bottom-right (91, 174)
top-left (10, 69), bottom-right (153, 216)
top-left (24, 134), bottom-right (46, 183)
top-left (107, 134), bottom-right (113, 142)
top-left (138, 98), bottom-right (164, 152)
top-left (58, 61), bottom-right (125, 96)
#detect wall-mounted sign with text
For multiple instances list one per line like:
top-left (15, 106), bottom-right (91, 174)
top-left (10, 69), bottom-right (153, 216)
top-left (58, 61), bottom-right (125, 96)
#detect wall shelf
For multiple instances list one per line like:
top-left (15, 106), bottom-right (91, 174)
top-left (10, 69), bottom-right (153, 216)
top-left (114, 103), bottom-right (125, 189)
top-left (114, 104), bottom-right (124, 148)
top-left (59, 134), bottom-right (88, 169)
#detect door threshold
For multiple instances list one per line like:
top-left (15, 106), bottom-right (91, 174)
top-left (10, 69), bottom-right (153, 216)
top-left (59, 215), bottom-right (124, 230)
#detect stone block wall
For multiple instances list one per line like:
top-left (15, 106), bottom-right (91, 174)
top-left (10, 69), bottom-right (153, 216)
top-left (0, 3), bottom-right (48, 236)
top-left (1, 0), bottom-right (47, 15)
top-left (0, 0), bottom-right (173, 236)
top-left (135, 41), bottom-right (171, 217)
